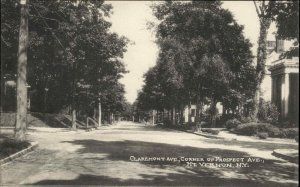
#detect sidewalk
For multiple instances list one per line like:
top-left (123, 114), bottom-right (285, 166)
top-left (176, 127), bottom-right (298, 163)
top-left (217, 130), bottom-right (298, 145)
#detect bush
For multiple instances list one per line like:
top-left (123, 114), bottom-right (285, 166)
top-left (225, 119), bottom-right (241, 130)
top-left (201, 128), bottom-right (220, 135)
top-left (200, 121), bottom-right (210, 128)
top-left (280, 128), bottom-right (299, 139)
top-left (233, 122), bottom-right (281, 137)
top-left (258, 99), bottom-right (279, 124)
top-left (257, 132), bottom-right (268, 139)
top-left (240, 116), bottom-right (253, 123)
top-left (276, 121), bottom-right (298, 128)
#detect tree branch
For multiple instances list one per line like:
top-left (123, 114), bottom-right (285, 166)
top-left (1, 34), bottom-right (11, 47)
top-left (253, 1), bottom-right (261, 17)
top-left (253, 1), bottom-right (264, 26)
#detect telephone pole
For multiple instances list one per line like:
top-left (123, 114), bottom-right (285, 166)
top-left (15, 0), bottom-right (29, 141)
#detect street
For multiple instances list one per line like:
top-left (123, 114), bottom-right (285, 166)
top-left (1, 122), bottom-right (298, 186)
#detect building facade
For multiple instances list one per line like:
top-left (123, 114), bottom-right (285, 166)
top-left (261, 38), bottom-right (299, 123)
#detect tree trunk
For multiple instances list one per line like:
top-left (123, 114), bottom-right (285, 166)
top-left (252, 18), bottom-right (271, 120)
top-left (188, 101), bottom-right (192, 124)
top-left (15, 0), bottom-right (29, 141)
top-left (162, 109), bottom-right (164, 124)
top-left (172, 107), bottom-right (176, 125)
top-left (72, 109), bottom-right (76, 129)
top-left (152, 110), bottom-right (155, 125)
top-left (195, 94), bottom-right (202, 126)
top-left (93, 107), bottom-right (97, 119)
top-left (98, 101), bottom-right (101, 126)
top-left (180, 105), bottom-right (184, 125)
top-left (210, 98), bottom-right (217, 128)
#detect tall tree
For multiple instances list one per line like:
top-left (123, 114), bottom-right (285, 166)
top-left (149, 1), bottom-right (255, 127)
top-left (252, 1), bottom-right (277, 119)
top-left (15, 0), bottom-right (29, 141)
top-left (1, 0), bottom-right (129, 128)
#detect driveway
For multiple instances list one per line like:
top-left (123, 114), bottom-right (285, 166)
top-left (1, 121), bottom-right (298, 186)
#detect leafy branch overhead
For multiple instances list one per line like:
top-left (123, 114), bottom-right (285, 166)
top-left (1, 0), bottom-right (129, 114)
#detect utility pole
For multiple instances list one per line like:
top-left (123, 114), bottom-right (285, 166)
top-left (15, 0), bottom-right (29, 141)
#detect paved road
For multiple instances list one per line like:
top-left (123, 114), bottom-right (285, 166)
top-left (1, 122), bottom-right (298, 186)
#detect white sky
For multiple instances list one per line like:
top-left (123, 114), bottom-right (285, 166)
top-left (107, 1), bottom-right (276, 103)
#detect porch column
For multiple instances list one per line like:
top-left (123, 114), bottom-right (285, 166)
top-left (271, 76), bottom-right (277, 104)
top-left (281, 73), bottom-right (290, 119)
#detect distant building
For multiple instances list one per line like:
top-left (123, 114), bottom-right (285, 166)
top-left (183, 103), bottom-right (223, 123)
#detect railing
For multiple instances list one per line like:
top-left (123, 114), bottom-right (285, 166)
top-left (86, 117), bottom-right (98, 128)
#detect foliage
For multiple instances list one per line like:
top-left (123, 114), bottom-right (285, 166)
top-left (280, 128), bottom-right (299, 139)
top-left (257, 99), bottom-right (279, 124)
top-left (225, 118), bottom-right (241, 130)
top-left (252, 1), bottom-right (299, 119)
top-left (233, 122), bottom-right (281, 137)
top-left (201, 128), bottom-right (220, 135)
top-left (1, 0), bottom-right (129, 119)
top-left (271, 1), bottom-right (299, 41)
top-left (257, 132), bottom-right (268, 139)
top-left (136, 1), bottom-right (256, 125)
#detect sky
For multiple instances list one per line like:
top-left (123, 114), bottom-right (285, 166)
top-left (107, 1), bottom-right (276, 104)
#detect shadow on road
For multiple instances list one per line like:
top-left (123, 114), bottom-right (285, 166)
top-left (32, 139), bottom-right (298, 186)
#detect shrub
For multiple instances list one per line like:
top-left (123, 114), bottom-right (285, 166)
top-left (257, 132), bottom-right (268, 139)
top-left (233, 122), bottom-right (281, 137)
top-left (280, 128), bottom-right (299, 139)
top-left (200, 121), bottom-right (210, 128)
top-left (240, 116), bottom-right (253, 123)
top-left (201, 128), bottom-right (220, 135)
top-left (233, 123), bottom-right (259, 136)
top-left (225, 119), bottom-right (241, 130)
top-left (277, 121), bottom-right (298, 128)
top-left (258, 99), bottom-right (279, 124)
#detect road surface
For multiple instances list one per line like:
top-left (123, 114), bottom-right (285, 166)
top-left (1, 121), bottom-right (298, 186)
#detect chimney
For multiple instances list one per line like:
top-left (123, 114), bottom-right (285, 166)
top-left (276, 36), bottom-right (285, 53)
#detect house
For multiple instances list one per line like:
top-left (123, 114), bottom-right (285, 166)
top-left (261, 37), bottom-right (299, 123)
top-left (183, 103), bottom-right (223, 123)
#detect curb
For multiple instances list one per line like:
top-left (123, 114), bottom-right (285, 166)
top-left (192, 131), bottom-right (225, 139)
top-left (158, 126), bottom-right (225, 140)
top-left (0, 141), bottom-right (39, 166)
top-left (272, 149), bottom-right (298, 164)
top-left (174, 128), bottom-right (225, 140)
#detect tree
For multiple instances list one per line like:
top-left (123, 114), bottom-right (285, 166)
top-left (252, 1), bottom-right (277, 120)
top-left (149, 1), bottom-right (255, 127)
top-left (252, 1), bottom-right (299, 119)
top-left (271, 1), bottom-right (299, 42)
top-left (1, 0), bottom-right (129, 129)
top-left (15, 0), bottom-right (29, 141)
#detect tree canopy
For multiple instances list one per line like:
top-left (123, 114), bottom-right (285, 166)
top-left (136, 1), bottom-right (256, 126)
top-left (1, 0), bottom-right (129, 120)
